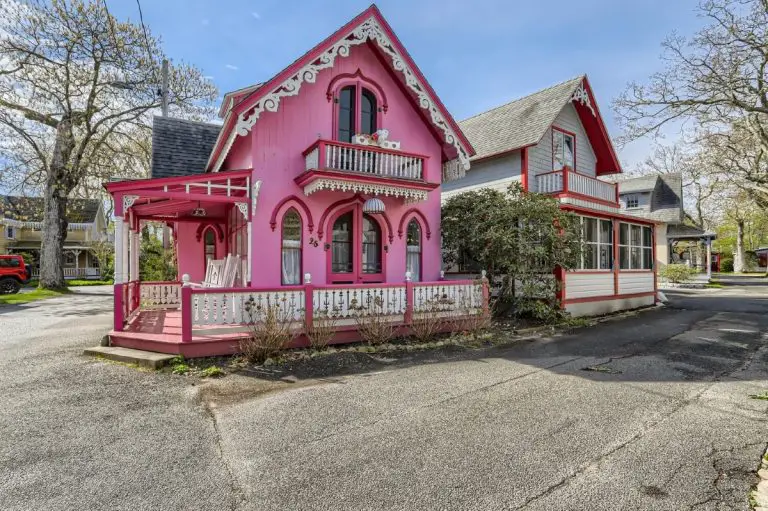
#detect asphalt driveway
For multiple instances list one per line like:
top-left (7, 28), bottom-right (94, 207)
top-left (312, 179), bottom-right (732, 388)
top-left (1, 278), bottom-right (767, 510)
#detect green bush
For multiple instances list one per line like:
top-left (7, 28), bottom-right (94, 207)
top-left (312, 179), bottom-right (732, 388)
top-left (719, 255), bottom-right (734, 272)
top-left (659, 264), bottom-right (698, 283)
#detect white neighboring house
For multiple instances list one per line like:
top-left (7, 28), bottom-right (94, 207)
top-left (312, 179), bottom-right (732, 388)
top-left (0, 196), bottom-right (108, 279)
top-left (442, 75), bottom-right (659, 316)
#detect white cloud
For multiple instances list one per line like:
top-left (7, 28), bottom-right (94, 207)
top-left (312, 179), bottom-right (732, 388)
top-left (225, 64), bottom-right (239, 71)
top-left (201, 18), bottom-right (210, 26)
top-left (251, 11), bottom-right (260, 19)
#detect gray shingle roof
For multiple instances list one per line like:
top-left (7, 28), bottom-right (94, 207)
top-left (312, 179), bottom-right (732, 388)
top-left (667, 223), bottom-right (715, 239)
top-left (609, 173), bottom-right (685, 224)
top-left (458, 76), bottom-right (584, 161)
top-left (0, 196), bottom-right (100, 223)
top-left (151, 116), bottom-right (221, 179)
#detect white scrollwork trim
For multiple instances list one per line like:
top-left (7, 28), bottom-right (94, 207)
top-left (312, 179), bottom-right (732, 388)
top-left (303, 178), bottom-right (428, 203)
top-left (122, 195), bottom-right (139, 212)
top-left (236, 202), bottom-right (249, 220)
top-left (213, 16), bottom-right (470, 178)
top-left (571, 82), bottom-right (596, 117)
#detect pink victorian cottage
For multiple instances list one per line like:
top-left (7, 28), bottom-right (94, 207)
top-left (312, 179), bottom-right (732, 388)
top-left (105, 5), bottom-right (486, 357)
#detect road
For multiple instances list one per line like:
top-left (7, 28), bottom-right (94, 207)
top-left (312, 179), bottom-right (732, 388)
top-left (0, 277), bottom-right (767, 510)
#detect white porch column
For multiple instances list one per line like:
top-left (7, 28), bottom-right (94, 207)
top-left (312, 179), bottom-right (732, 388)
top-left (706, 237), bottom-right (712, 280)
top-left (114, 218), bottom-right (125, 284)
top-left (130, 228), bottom-right (140, 282)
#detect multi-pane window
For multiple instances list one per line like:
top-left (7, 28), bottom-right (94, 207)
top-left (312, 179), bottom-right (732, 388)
top-left (331, 212), bottom-right (353, 274)
top-left (337, 86), bottom-right (356, 143)
top-left (625, 194), bottom-right (639, 208)
top-left (619, 223), bottom-right (653, 270)
top-left (553, 129), bottom-right (575, 171)
top-left (361, 214), bottom-right (382, 274)
top-left (5, 226), bottom-right (15, 239)
top-left (281, 209), bottom-right (302, 285)
top-left (581, 217), bottom-right (612, 270)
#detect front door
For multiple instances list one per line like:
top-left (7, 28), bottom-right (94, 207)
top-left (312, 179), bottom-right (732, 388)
top-left (329, 207), bottom-right (383, 283)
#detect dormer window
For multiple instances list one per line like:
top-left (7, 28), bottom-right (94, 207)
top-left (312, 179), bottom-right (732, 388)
top-left (552, 128), bottom-right (575, 171)
top-left (625, 194), bottom-right (639, 208)
top-left (337, 85), bottom-right (377, 143)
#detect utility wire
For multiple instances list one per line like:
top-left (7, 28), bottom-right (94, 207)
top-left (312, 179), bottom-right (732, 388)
top-left (134, 0), bottom-right (160, 85)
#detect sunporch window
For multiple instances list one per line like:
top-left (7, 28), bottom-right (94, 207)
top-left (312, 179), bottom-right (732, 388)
top-left (581, 217), bottom-right (612, 270)
top-left (553, 129), bottom-right (575, 171)
top-left (619, 223), bottom-right (653, 270)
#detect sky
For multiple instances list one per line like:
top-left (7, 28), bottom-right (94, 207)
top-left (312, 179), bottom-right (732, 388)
top-left (105, 0), bottom-right (708, 170)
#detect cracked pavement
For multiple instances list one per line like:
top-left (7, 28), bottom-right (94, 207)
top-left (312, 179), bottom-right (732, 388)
top-left (1, 276), bottom-right (767, 510)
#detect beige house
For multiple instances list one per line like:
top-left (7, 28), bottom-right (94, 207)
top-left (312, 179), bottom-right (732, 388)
top-left (0, 196), bottom-right (107, 279)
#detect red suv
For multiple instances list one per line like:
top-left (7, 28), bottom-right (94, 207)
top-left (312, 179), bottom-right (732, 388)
top-left (0, 255), bottom-right (32, 294)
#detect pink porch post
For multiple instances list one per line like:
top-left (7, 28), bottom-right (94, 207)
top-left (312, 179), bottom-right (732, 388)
top-left (304, 273), bottom-right (314, 331)
top-left (404, 272), bottom-right (414, 325)
top-left (114, 283), bottom-right (124, 331)
top-left (181, 286), bottom-right (193, 342)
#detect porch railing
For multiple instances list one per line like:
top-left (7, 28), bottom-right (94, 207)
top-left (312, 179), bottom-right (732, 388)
top-left (140, 281), bottom-right (182, 309)
top-left (536, 167), bottom-right (618, 204)
top-left (31, 267), bottom-right (101, 279)
top-left (303, 139), bottom-right (426, 181)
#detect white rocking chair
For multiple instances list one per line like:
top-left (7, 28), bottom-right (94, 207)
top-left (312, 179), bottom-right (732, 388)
top-left (183, 254), bottom-right (241, 288)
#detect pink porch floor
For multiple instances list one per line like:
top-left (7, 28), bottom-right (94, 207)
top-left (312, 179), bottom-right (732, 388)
top-left (109, 310), bottom-right (248, 357)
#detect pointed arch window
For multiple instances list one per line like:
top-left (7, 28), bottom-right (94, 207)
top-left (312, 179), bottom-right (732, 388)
top-left (336, 86), bottom-right (378, 142)
top-left (406, 219), bottom-right (422, 282)
top-left (281, 209), bottom-right (302, 285)
top-left (203, 228), bottom-right (216, 265)
top-left (361, 214), bottom-right (382, 275)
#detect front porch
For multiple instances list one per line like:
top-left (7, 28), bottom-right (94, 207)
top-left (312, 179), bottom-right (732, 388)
top-left (110, 277), bottom-right (489, 358)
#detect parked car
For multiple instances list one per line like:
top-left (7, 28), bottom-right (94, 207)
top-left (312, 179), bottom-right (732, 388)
top-left (0, 254), bottom-right (31, 294)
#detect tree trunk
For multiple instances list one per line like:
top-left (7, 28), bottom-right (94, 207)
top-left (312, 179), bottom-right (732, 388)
top-left (39, 118), bottom-right (75, 290)
top-left (734, 220), bottom-right (746, 273)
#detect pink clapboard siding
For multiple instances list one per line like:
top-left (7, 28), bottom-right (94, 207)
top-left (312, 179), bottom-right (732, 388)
top-left (220, 42), bottom-right (445, 287)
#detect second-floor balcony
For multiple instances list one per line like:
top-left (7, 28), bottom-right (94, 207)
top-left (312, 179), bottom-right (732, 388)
top-left (536, 167), bottom-right (618, 206)
top-left (298, 139), bottom-right (437, 203)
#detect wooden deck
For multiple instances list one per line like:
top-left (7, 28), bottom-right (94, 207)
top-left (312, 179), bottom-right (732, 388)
top-left (109, 309), bottom-right (248, 357)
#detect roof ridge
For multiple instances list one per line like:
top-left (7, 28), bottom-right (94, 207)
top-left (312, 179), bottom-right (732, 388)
top-left (459, 74), bottom-right (585, 123)
top-left (153, 116), bottom-right (222, 128)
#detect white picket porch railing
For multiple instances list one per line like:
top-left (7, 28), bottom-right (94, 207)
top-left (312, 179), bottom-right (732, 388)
top-left (304, 139), bottom-right (425, 180)
top-left (313, 285), bottom-right (408, 319)
top-left (412, 281), bottom-right (485, 315)
top-left (535, 168), bottom-right (618, 204)
top-left (191, 288), bottom-right (305, 326)
top-left (32, 267), bottom-right (102, 279)
top-left (140, 282), bottom-right (182, 309)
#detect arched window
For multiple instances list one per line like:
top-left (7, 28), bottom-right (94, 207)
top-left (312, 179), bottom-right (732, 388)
top-left (203, 228), bottom-right (216, 264)
top-left (406, 219), bottom-right (421, 282)
top-left (281, 209), bottom-right (302, 285)
top-left (362, 214), bottom-right (382, 275)
top-left (360, 89), bottom-right (377, 135)
top-left (337, 86), bottom-right (355, 143)
top-left (332, 212), bottom-right (354, 274)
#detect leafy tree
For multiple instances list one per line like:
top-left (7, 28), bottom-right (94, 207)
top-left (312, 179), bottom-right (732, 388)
top-left (0, 0), bottom-right (217, 290)
top-left (88, 238), bottom-right (113, 280)
top-left (442, 184), bottom-right (581, 320)
top-left (139, 224), bottom-right (176, 282)
top-left (614, 0), bottom-right (768, 204)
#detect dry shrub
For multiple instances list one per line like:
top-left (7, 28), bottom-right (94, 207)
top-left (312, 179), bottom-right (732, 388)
top-left (453, 294), bottom-right (492, 337)
top-left (240, 296), bottom-right (299, 364)
top-left (306, 310), bottom-right (338, 350)
top-left (353, 296), bottom-right (395, 346)
top-left (410, 301), bottom-right (448, 343)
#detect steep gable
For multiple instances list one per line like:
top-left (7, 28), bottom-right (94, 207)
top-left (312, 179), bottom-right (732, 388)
top-left (207, 5), bottom-right (473, 179)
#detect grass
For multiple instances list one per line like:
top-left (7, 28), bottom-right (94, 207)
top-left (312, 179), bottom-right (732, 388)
top-left (0, 288), bottom-right (69, 306)
top-left (748, 392), bottom-right (768, 401)
top-left (705, 282), bottom-right (724, 289)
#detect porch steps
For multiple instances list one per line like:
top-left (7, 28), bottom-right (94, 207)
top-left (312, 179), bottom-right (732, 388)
top-left (84, 346), bottom-right (177, 369)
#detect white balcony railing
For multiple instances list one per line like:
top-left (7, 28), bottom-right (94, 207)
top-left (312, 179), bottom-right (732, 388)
top-left (304, 139), bottom-right (425, 181)
top-left (536, 168), bottom-right (617, 204)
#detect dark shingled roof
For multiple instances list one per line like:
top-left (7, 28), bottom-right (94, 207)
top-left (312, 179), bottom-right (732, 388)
top-left (0, 196), bottom-right (101, 223)
top-left (605, 173), bottom-right (685, 224)
top-left (151, 116), bottom-right (221, 179)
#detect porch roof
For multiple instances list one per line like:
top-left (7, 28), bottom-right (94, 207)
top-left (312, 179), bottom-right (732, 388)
top-left (104, 169), bottom-right (254, 220)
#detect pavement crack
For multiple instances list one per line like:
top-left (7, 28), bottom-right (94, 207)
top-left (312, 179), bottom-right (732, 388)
top-left (201, 400), bottom-right (247, 511)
